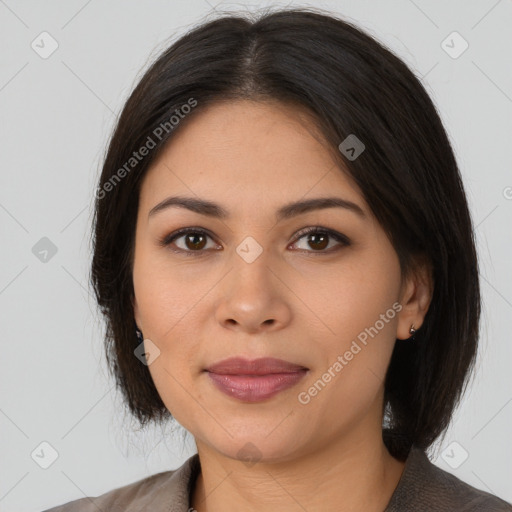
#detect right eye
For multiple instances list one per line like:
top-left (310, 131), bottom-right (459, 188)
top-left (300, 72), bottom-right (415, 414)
top-left (159, 227), bottom-right (222, 255)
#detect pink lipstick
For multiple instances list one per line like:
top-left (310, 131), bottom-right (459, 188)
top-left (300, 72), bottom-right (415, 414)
top-left (205, 357), bottom-right (308, 402)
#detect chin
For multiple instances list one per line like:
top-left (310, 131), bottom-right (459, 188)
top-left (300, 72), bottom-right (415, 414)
top-left (198, 427), bottom-right (308, 466)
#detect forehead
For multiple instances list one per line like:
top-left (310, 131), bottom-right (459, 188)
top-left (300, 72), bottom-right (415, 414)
top-left (140, 99), bottom-right (366, 215)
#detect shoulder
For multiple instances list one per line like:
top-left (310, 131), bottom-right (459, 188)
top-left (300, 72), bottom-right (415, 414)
top-left (41, 471), bottom-right (176, 512)
top-left (41, 453), bottom-right (200, 512)
top-left (386, 446), bottom-right (512, 512)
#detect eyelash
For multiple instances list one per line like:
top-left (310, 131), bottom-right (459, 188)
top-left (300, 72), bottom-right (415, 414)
top-left (158, 226), bottom-right (351, 256)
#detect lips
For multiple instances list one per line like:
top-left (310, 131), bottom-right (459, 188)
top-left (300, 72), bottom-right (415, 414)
top-left (206, 357), bottom-right (308, 375)
top-left (205, 357), bottom-right (309, 402)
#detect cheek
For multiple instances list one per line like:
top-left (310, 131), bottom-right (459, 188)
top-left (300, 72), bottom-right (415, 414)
top-left (134, 270), bottom-right (200, 369)
top-left (290, 250), bottom-right (401, 345)
top-left (132, 253), bottom-right (198, 394)
top-left (134, 263), bottom-right (202, 420)
top-left (333, 268), bottom-right (401, 377)
top-left (133, 245), bottom-right (210, 339)
top-left (293, 252), bottom-right (401, 408)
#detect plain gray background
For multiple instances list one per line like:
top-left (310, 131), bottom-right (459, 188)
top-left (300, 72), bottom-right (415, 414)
top-left (1, 0), bottom-right (511, 510)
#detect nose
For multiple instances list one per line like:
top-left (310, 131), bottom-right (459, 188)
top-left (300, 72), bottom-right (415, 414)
top-left (214, 248), bottom-right (293, 334)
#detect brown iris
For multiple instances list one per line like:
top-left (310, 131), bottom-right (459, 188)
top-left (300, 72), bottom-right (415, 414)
top-left (185, 233), bottom-right (208, 250)
top-left (307, 233), bottom-right (329, 251)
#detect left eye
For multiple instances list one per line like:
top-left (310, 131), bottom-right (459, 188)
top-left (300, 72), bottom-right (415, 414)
top-left (159, 227), bottom-right (350, 255)
top-left (290, 227), bottom-right (350, 253)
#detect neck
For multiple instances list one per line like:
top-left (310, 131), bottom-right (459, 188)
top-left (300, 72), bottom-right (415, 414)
top-left (191, 433), bottom-right (405, 512)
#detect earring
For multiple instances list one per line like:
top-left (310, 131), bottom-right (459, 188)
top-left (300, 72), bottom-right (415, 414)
top-left (409, 324), bottom-right (417, 340)
top-left (135, 327), bottom-right (143, 344)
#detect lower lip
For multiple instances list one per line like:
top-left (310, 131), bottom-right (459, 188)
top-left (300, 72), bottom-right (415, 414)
top-left (206, 370), bottom-right (308, 402)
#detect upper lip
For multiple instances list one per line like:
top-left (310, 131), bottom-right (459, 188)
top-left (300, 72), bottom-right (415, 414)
top-left (205, 357), bottom-right (308, 375)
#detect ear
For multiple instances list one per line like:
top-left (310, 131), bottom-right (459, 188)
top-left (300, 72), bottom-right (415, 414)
top-left (396, 255), bottom-right (434, 340)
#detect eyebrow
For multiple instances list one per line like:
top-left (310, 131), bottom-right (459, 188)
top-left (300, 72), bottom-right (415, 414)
top-left (148, 195), bottom-right (367, 221)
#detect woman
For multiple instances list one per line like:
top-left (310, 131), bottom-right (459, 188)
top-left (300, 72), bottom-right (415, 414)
top-left (43, 7), bottom-right (512, 512)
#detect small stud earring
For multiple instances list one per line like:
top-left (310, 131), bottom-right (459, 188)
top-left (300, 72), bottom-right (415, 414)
top-left (409, 324), bottom-right (417, 340)
top-left (135, 327), bottom-right (143, 344)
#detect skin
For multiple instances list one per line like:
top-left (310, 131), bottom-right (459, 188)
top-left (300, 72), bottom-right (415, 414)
top-left (132, 99), bottom-right (433, 512)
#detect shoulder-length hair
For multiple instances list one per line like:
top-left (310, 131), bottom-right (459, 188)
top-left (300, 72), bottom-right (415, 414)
top-left (91, 7), bottom-right (480, 460)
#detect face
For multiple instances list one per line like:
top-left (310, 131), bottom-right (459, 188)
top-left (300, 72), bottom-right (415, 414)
top-left (133, 99), bottom-right (420, 464)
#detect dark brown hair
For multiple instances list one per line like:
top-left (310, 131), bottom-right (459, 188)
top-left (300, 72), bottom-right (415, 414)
top-left (90, 7), bottom-right (480, 460)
